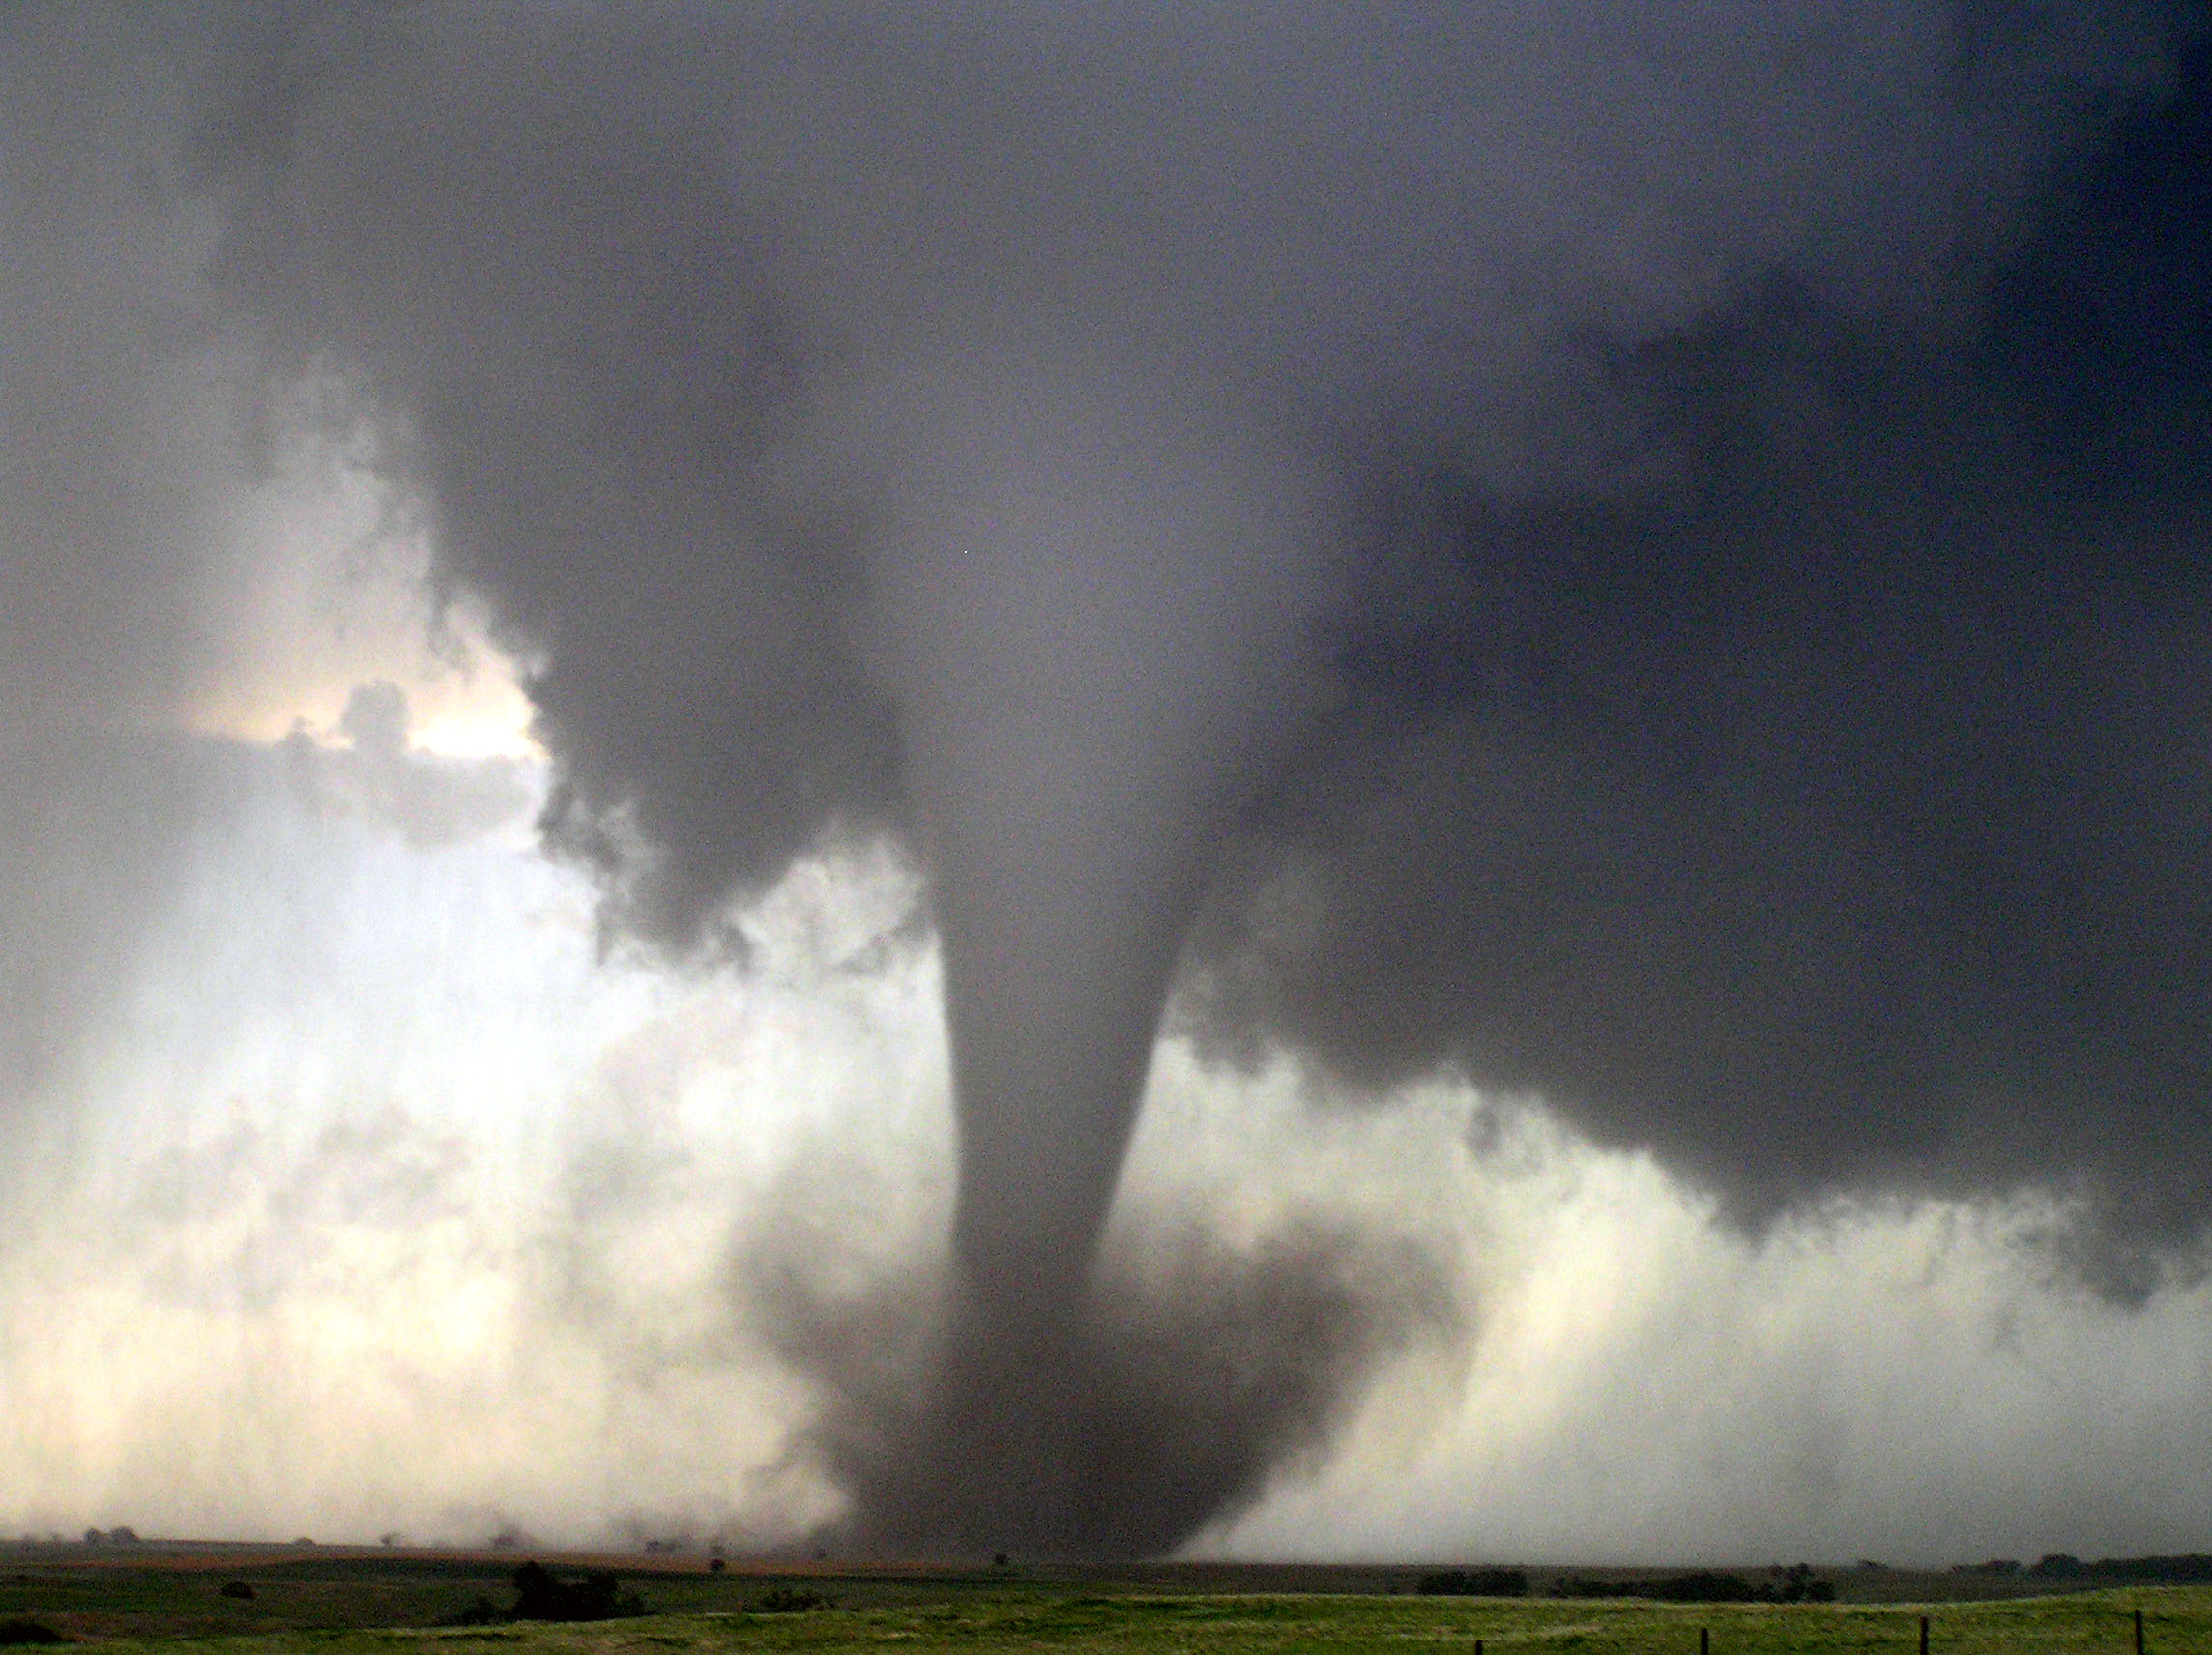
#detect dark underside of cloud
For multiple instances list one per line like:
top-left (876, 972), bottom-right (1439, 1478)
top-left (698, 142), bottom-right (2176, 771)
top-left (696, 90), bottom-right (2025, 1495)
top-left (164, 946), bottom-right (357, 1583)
top-left (1189, 37), bottom-right (2212, 1290)
top-left (8, 0), bottom-right (2212, 1553)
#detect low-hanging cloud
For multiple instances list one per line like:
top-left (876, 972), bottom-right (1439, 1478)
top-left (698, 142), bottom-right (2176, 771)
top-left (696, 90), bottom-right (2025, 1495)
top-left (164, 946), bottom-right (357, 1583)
top-left (10, 0), bottom-right (2212, 1554)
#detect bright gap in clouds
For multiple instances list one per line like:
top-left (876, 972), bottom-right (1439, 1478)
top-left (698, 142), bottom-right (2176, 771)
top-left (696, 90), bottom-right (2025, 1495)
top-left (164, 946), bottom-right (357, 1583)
top-left (1, 717), bottom-right (2207, 1559)
top-left (179, 414), bottom-right (540, 764)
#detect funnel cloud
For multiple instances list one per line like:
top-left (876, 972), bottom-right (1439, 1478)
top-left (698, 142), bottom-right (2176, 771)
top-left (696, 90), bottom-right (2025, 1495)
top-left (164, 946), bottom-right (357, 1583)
top-left (10, 0), bottom-right (2212, 1553)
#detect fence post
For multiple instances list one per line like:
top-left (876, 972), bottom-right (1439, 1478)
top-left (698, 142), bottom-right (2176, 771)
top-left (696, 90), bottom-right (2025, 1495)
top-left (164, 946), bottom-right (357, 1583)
top-left (2136, 1605), bottom-right (2145, 1655)
top-left (1699, 1626), bottom-right (1708, 1655)
top-left (1919, 1612), bottom-right (1929, 1655)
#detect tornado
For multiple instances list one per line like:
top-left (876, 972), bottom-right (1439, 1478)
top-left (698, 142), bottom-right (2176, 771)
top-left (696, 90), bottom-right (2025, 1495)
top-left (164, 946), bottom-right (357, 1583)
top-left (150, 0), bottom-right (2200, 1558)
top-left (802, 356), bottom-right (1331, 1545)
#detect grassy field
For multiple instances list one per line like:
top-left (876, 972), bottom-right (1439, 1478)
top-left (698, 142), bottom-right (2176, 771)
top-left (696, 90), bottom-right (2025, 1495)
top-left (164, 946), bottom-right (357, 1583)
top-left (18, 1588), bottom-right (2209, 1655)
top-left (2, 1553), bottom-right (2203, 1654)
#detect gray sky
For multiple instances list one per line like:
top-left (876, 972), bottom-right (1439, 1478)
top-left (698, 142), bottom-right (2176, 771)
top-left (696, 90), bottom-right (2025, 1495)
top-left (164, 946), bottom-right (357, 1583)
top-left (3, 0), bottom-right (2210, 1558)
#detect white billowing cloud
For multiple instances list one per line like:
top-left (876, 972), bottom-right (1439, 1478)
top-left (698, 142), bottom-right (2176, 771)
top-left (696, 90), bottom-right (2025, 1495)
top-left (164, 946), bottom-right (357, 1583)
top-left (1182, 1082), bottom-right (2212, 1565)
top-left (0, 755), bottom-right (947, 1546)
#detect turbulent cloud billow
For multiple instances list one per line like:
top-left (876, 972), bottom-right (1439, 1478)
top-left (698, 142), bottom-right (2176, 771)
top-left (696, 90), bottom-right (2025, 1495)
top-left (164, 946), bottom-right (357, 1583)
top-left (8, 0), bottom-right (2211, 1553)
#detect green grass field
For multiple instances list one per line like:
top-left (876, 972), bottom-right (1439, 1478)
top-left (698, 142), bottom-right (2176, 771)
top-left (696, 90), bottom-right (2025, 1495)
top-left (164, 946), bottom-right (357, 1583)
top-left (5, 1553), bottom-right (2206, 1655)
top-left (66, 1589), bottom-right (2198, 1655)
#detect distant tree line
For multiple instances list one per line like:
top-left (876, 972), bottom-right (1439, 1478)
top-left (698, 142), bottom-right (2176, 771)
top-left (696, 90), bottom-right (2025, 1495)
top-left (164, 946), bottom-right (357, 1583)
top-left (1426, 1554), bottom-right (2212, 1601)
top-left (1419, 1566), bottom-right (1834, 1604)
top-left (2035, 1553), bottom-right (2212, 1582)
top-left (1952, 1553), bottom-right (2212, 1582)
top-left (1555, 1570), bottom-right (1819, 1604)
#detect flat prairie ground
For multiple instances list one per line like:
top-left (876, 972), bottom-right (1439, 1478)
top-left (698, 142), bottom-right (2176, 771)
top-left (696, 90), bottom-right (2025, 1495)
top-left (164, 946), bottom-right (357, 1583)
top-left (2, 1553), bottom-right (2204, 1655)
top-left (62, 1589), bottom-right (2206, 1655)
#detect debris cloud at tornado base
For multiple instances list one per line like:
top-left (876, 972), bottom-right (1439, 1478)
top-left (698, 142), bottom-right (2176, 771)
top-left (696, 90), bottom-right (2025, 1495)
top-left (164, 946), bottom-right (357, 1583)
top-left (9, 0), bottom-right (2212, 1552)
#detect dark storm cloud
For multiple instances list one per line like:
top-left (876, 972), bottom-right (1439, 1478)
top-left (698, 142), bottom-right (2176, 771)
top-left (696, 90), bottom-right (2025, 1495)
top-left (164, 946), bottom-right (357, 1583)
top-left (1, 4), bottom-right (222, 732)
top-left (0, 2), bottom-right (255, 1167)
top-left (1187, 44), bottom-right (2212, 1287)
top-left (193, 2), bottom-right (898, 949)
top-left (18, 0), bottom-right (2209, 1552)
